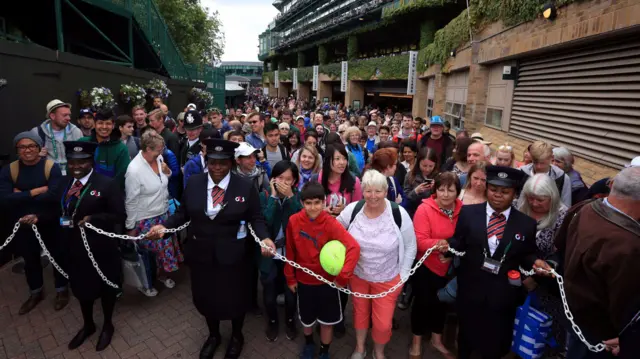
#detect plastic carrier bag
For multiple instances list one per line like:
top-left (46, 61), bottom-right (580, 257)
top-left (512, 293), bottom-right (557, 359)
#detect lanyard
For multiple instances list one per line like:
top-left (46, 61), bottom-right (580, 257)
top-left (48, 123), bottom-right (67, 161)
top-left (484, 240), bottom-right (513, 264)
top-left (61, 182), bottom-right (91, 218)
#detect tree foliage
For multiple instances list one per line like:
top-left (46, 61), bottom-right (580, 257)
top-left (155, 0), bottom-right (225, 65)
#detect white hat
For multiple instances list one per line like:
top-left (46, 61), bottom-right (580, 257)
top-left (471, 132), bottom-right (492, 145)
top-left (625, 156), bottom-right (640, 168)
top-left (367, 121), bottom-right (377, 128)
top-left (279, 122), bottom-right (290, 130)
top-left (186, 103), bottom-right (197, 110)
top-left (234, 142), bottom-right (259, 159)
top-left (46, 99), bottom-right (71, 116)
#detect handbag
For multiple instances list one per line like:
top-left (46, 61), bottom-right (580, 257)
top-left (122, 244), bottom-right (156, 290)
top-left (511, 293), bottom-right (557, 359)
top-left (437, 277), bottom-right (457, 303)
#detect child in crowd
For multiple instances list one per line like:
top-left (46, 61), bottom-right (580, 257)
top-left (285, 181), bottom-right (361, 359)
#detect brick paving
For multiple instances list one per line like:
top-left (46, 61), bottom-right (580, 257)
top-left (0, 260), bottom-right (450, 359)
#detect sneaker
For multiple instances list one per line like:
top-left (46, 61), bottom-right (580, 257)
top-left (159, 278), bottom-right (176, 289)
top-left (300, 343), bottom-right (316, 359)
top-left (285, 320), bottom-right (297, 340)
top-left (276, 294), bottom-right (285, 306)
top-left (138, 287), bottom-right (158, 297)
top-left (265, 321), bottom-right (278, 342)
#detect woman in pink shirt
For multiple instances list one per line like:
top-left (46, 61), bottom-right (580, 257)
top-left (409, 172), bottom-right (462, 359)
top-left (314, 143), bottom-right (362, 217)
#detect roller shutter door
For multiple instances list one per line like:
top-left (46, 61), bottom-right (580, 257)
top-left (509, 40), bottom-right (640, 168)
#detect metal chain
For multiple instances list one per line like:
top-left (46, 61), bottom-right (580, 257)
top-left (30, 225), bottom-right (69, 279)
top-left (0, 222), bottom-right (20, 251)
top-left (83, 221), bottom-right (191, 241)
top-left (79, 227), bottom-right (120, 289)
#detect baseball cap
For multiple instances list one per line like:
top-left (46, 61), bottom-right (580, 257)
top-left (79, 108), bottom-right (93, 118)
top-left (625, 156), bottom-right (640, 168)
top-left (429, 116), bottom-right (444, 126)
top-left (367, 121), bottom-right (377, 128)
top-left (234, 142), bottom-right (259, 159)
top-left (46, 99), bottom-right (71, 116)
top-left (186, 103), bottom-right (197, 111)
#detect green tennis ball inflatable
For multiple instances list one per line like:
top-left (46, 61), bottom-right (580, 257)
top-left (320, 240), bottom-right (346, 276)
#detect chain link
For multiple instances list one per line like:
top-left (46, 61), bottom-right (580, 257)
top-left (30, 225), bottom-right (69, 279)
top-left (0, 222), bottom-right (21, 251)
top-left (9, 220), bottom-right (607, 352)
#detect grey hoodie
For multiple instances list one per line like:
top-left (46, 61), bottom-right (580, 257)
top-left (519, 163), bottom-right (572, 208)
top-left (30, 119), bottom-right (84, 175)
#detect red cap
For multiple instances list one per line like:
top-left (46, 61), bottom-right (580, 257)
top-left (508, 270), bottom-right (520, 279)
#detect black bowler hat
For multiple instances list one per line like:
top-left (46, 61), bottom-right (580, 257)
top-left (64, 141), bottom-right (98, 159)
top-left (205, 139), bottom-right (239, 160)
top-left (183, 110), bottom-right (203, 130)
top-left (486, 165), bottom-right (526, 188)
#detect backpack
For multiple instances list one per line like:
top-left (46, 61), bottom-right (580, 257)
top-left (10, 159), bottom-right (55, 183)
top-left (349, 199), bottom-right (402, 229)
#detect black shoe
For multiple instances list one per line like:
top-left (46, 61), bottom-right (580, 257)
top-left (265, 321), bottom-right (278, 342)
top-left (285, 319), bottom-right (297, 341)
top-left (334, 321), bottom-right (346, 339)
top-left (199, 335), bottom-right (221, 359)
top-left (224, 335), bottom-right (244, 359)
top-left (96, 325), bottom-right (114, 351)
top-left (19, 292), bottom-right (43, 315)
top-left (68, 326), bottom-right (96, 350)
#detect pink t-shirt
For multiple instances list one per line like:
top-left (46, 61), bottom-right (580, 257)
top-left (317, 171), bottom-right (363, 207)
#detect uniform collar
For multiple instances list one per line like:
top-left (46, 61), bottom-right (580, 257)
top-left (486, 202), bottom-right (511, 220)
top-left (207, 172), bottom-right (230, 191)
top-left (74, 169), bottom-right (93, 186)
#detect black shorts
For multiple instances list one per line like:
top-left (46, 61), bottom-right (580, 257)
top-left (297, 283), bottom-right (342, 327)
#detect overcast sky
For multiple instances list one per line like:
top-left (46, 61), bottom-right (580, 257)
top-left (201, 0), bottom-right (278, 62)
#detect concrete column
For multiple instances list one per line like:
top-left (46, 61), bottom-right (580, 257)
top-left (432, 73), bottom-right (447, 117)
top-left (345, 80), bottom-right (364, 109)
top-left (298, 82), bottom-right (311, 101)
top-left (318, 81), bottom-right (332, 102)
top-left (462, 63), bottom-right (490, 133)
top-left (412, 78), bottom-right (429, 118)
top-left (269, 83), bottom-right (277, 98)
top-left (278, 82), bottom-right (292, 98)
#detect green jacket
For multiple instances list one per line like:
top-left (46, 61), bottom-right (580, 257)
top-left (257, 189), bottom-right (303, 275)
top-left (80, 132), bottom-right (131, 190)
top-left (348, 152), bottom-right (361, 177)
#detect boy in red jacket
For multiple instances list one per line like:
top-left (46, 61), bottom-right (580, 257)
top-left (285, 181), bottom-right (360, 359)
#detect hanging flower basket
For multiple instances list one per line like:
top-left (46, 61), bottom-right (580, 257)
top-left (77, 89), bottom-right (92, 109)
top-left (120, 83), bottom-right (147, 106)
top-left (90, 87), bottom-right (116, 110)
top-left (189, 87), bottom-right (214, 109)
top-left (146, 78), bottom-right (171, 100)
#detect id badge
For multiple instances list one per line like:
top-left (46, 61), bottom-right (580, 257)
top-left (481, 257), bottom-right (501, 275)
top-left (60, 216), bottom-right (73, 228)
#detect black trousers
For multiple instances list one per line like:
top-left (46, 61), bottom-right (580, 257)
top-left (16, 227), bottom-right (68, 292)
top-left (261, 259), bottom-right (296, 323)
top-left (411, 265), bottom-right (449, 335)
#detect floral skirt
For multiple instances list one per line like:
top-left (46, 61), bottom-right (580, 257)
top-left (133, 213), bottom-right (184, 273)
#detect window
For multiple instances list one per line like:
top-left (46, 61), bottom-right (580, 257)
top-left (444, 101), bottom-right (465, 130)
top-left (485, 108), bottom-right (503, 128)
top-left (426, 98), bottom-right (434, 119)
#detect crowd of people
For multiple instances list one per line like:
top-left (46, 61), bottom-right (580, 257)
top-left (0, 91), bottom-right (638, 359)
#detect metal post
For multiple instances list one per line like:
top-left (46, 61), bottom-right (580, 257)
top-left (128, 17), bottom-right (134, 67)
top-left (54, 0), bottom-right (64, 51)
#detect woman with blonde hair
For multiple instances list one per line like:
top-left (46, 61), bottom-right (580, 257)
top-left (295, 144), bottom-right (321, 191)
top-left (458, 161), bottom-right (488, 205)
top-left (493, 143), bottom-right (517, 168)
top-left (125, 131), bottom-right (183, 296)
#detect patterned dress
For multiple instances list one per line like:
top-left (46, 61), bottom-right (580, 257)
top-left (132, 213), bottom-right (184, 272)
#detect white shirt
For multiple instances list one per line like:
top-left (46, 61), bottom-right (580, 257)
top-left (72, 169), bottom-right (93, 187)
top-left (206, 172), bottom-right (230, 218)
top-left (200, 154), bottom-right (208, 173)
top-left (188, 139), bottom-right (198, 148)
top-left (486, 203), bottom-right (511, 256)
top-left (124, 152), bottom-right (170, 229)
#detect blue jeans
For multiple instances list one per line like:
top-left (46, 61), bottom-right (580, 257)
top-left (260, 258), bottom-right (295, 323)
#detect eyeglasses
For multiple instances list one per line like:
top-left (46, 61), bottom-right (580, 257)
top-left (17, 144), bottom-right (39, 151)
top-left (248, 121), bottom-right (259, 125)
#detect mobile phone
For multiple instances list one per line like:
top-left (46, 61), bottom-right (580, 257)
top-left (424, 179), bottom-right (434, 184)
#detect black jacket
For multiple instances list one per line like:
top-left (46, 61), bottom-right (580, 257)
top-left (418, 131), bottom-right (454, 171)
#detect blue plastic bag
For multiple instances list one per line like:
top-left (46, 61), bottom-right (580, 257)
top-left (512, 293), bottom-right (556, 359)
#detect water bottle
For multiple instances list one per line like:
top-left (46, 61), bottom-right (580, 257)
top-left (237, 221), bottom-right (247, 240)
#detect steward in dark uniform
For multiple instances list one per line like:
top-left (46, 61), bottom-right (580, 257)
top-left (147, 138), bottom-right (276, 359)
top-left (441, 166), bottom-right (553, 359)
top-left (179, 110), bottom-right (203, 165)
top-left (52, 141), bottom-right (125, 352)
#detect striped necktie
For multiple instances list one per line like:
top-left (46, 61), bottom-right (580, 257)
top-left (66, 180), bottom-right (83, 201)
top-left (211, 186), bottom-right (225, 206)
top-left (487, 212), bottom-right (506, 241)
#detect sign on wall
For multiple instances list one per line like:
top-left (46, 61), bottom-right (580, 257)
top-left (407, 51), bottom-right (418, 95)
top-left (340, 61), bottom-right (348, 93)
top-left (274, 70), bottom-right (279, 88)
top-left (312, 65), bottom-right (319, 91)
top-left (293, 68), bottom-right (298, 90)
top-left (263, 87), bottom-right (268, 95)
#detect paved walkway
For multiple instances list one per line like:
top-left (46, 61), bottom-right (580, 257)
top-left (0, 261), bottom-right (451, 359)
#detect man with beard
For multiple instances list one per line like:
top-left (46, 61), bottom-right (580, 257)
top-left (79, 109), bottom-right (130, 190)
top-left (77, 108), bottom-right (95, 137)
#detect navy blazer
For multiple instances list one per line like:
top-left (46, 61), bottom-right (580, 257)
top-left (449, 203), bottom-right (537, 311)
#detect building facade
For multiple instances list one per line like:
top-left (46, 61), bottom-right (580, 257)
top-left (259, 0), bottom-right (640, 182)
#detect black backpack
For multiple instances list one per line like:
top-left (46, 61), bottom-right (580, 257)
top-left (348, 199), bottom-right (402, 229)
